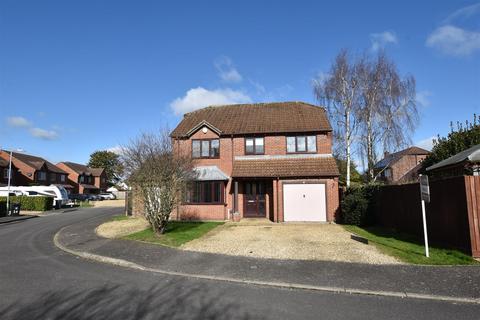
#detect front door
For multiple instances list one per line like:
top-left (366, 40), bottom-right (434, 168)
top-left (244, 182), bottom-right (266, 217)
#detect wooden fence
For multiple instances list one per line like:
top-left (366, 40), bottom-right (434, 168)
top-left (373, 176), bottom-right (480, 257)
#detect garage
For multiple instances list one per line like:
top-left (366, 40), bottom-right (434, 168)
top-left (283, 183), bottom-right (327, 222)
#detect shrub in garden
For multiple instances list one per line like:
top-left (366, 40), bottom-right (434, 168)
top-left (341, 184), bottom-right (381, 226)
top-left (0, 196), bottom-right (53, 211)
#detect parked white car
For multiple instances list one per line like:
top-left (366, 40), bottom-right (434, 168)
top-left (98, 193), bottom-right (116, 200)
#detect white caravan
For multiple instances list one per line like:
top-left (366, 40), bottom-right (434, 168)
top-left (0, 185), bottom-right (69, 208)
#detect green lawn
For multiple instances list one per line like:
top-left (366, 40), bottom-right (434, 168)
top-left (110, 215), bottom-right (130, 221)
top-left (123, 221), bottom-right (223, 247)
top-left (344, 225), bottom-right (479, 265)
top-left (78, 201), bottom-right (94, 208)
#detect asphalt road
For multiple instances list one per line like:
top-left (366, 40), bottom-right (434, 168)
top-left (0, 207), bottom-right (478, 320)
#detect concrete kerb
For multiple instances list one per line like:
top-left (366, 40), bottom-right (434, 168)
top-left (53, 227), bottom-right (480, 305)
top-left (0, 215), bottom-right (38, 224)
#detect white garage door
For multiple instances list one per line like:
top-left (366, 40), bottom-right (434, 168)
top-left (283, 183), bottom-right (326, 222)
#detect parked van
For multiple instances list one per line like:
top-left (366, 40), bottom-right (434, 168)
top-left (0, 185), bottom-right (69, 209)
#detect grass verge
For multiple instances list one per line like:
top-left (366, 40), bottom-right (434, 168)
top-left (344, 225), bottom-right (479, 265)
top-left (78, 201), bottom-right (94, 208)
top-left (110, 215), bottom-right (130, 221)
top-left (124, 221), bottom-right (223, 247)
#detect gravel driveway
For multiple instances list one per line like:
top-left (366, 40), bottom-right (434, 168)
top-left (182, 222), bottom-right (400, 264)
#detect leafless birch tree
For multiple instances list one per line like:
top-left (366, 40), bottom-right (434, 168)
top-left (121, 130), bottom-right (195, 234)
top-left (314, 49), bottom-right (361, 187)
top-left (357, 52), bottom-right (418, 180)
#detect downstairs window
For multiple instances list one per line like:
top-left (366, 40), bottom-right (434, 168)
top-left (185, 181), bottom-right (224, 204)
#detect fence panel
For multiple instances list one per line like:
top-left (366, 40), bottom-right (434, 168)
top-left (374, 176), bottom-right (474, 255)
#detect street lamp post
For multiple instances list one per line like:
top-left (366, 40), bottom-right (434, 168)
top-left (6, 150), bottom-right (13, 215)
top-left (2, 148), bottom-right (24, 216)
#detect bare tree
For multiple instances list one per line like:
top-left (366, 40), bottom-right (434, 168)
top-left (121, 130), bottom-right (194, 234)
top-left (314, 49), bottom-right (361, 187)
top-left (357, 52), bottom-right (418, 180)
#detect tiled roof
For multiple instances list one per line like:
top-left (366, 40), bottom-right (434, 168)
top-left (60, 162), bottom-right (104, 176)
top-left (232, 156), bottom-right (339, 178)
top-left (0, 158), bottom-right (9, 167)
top-left (427, 144), bottom-right (480, 171)
top-left (193, 166), bottom-right (229, 181)
top-left (171, 101), bottom-right (332, 138)
top-left (2, 151), bottom-right (67, 174)
top-left (375, 146), bottom-right (430, 169)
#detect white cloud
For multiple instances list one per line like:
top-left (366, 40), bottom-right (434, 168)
top-left (426, 25), bottom-right (480, 56)
top-left (29, 128), bottom-right (58, 140)
top-left (415, 136), bottom-right (436, 151)
top-left (107, 145), bottom-right (123, 155)
top-left (214, 56), bottom-right (243, 83)
top-left (444, 3), bottom-right (480, 23)
top-left (6, 116), bottom-right (31, 128)
top-left (416, 90), bottom-right (432, 107)
top-left (170, 87), bottom-right (252, 114)
top-left (370, 31), bottom-right (398, 51)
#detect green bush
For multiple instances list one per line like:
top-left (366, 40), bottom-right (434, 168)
top-left (341, 184), bottom-right (380, 226)
top-left (0, 200), bottom-right (6, 216)
top-left (0, 196), bottom-right (54, 212)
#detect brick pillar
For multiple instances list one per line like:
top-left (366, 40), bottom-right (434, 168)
top-left (273, 179), bottom-right (278, 222)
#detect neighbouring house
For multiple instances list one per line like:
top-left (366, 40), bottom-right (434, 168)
top-left (149, 101), bottom-right (340, 222)
top-left (0, 150), bottom-right (68, 187)
top-left (56, 162), bottom-right (108, 194)
top-left (426, 144), bottom-right (480, 178)
top-left (0, 157), bottom-right (18, 187)
top-left (374, 146), bottom-right (430, 184)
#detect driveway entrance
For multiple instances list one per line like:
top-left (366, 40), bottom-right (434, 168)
top-left (182, 223), bottom-right (400, 264)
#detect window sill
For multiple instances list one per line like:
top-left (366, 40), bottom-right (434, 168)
top-left (286, 151), bottom-right (318, 154)
top-left (192, 157), bottom-right (221, 159)
top-left (182, 202), bottom-right (225, 206)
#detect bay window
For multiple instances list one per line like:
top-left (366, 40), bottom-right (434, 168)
top-left (185, 181), bottom-right (224, 204)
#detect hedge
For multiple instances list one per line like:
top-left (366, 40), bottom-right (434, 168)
top-left (0, 196), bottom-right (54, 213)
top-left (341, 184), bottom-right (381, 226)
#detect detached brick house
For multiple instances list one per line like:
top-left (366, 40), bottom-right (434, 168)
top-left (374, 146), bottom-right (430, 184)
top-left (0, 151), bottom-right (68, 187)
top-left (167, 101), bottom-right (340, 222)
top-left (56, 162), bottom-right (108, 194)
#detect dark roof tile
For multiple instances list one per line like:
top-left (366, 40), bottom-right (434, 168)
top-left (171, 102), bottom-right (332, 137)
top-left (232, 157), bottom-right (339, 178)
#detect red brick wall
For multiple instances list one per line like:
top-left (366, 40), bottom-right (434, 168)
top-left (133, 127), bottom-right (338, 221)
top-left (390, 154), bottom-right (428, 183)
top-left (56, 163), bottom-right (80, 193)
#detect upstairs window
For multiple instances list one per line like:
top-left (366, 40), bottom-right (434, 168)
top-left (192, 139), bottom-right (220, 158)
top-left (60, 174), bottom-right (66, 182)
top-left (245, 137), bottom-right (264, 155)
top-left (37, 171), bottom-right (47, 181)
top-left (79, 175), bottom-right (85, 183)
top-left (3, 168), bottom-right (10, 179)
top-left (286, 136), bottom-right (317, 153)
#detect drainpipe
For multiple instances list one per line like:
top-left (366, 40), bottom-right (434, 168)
top-left (231, 135), bottom-right (234, 217)
top-left (276, 177), bottom-right (280, 223)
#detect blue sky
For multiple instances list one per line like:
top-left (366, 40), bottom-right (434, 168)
top-left (1, 0), bottom-right (479, 165)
